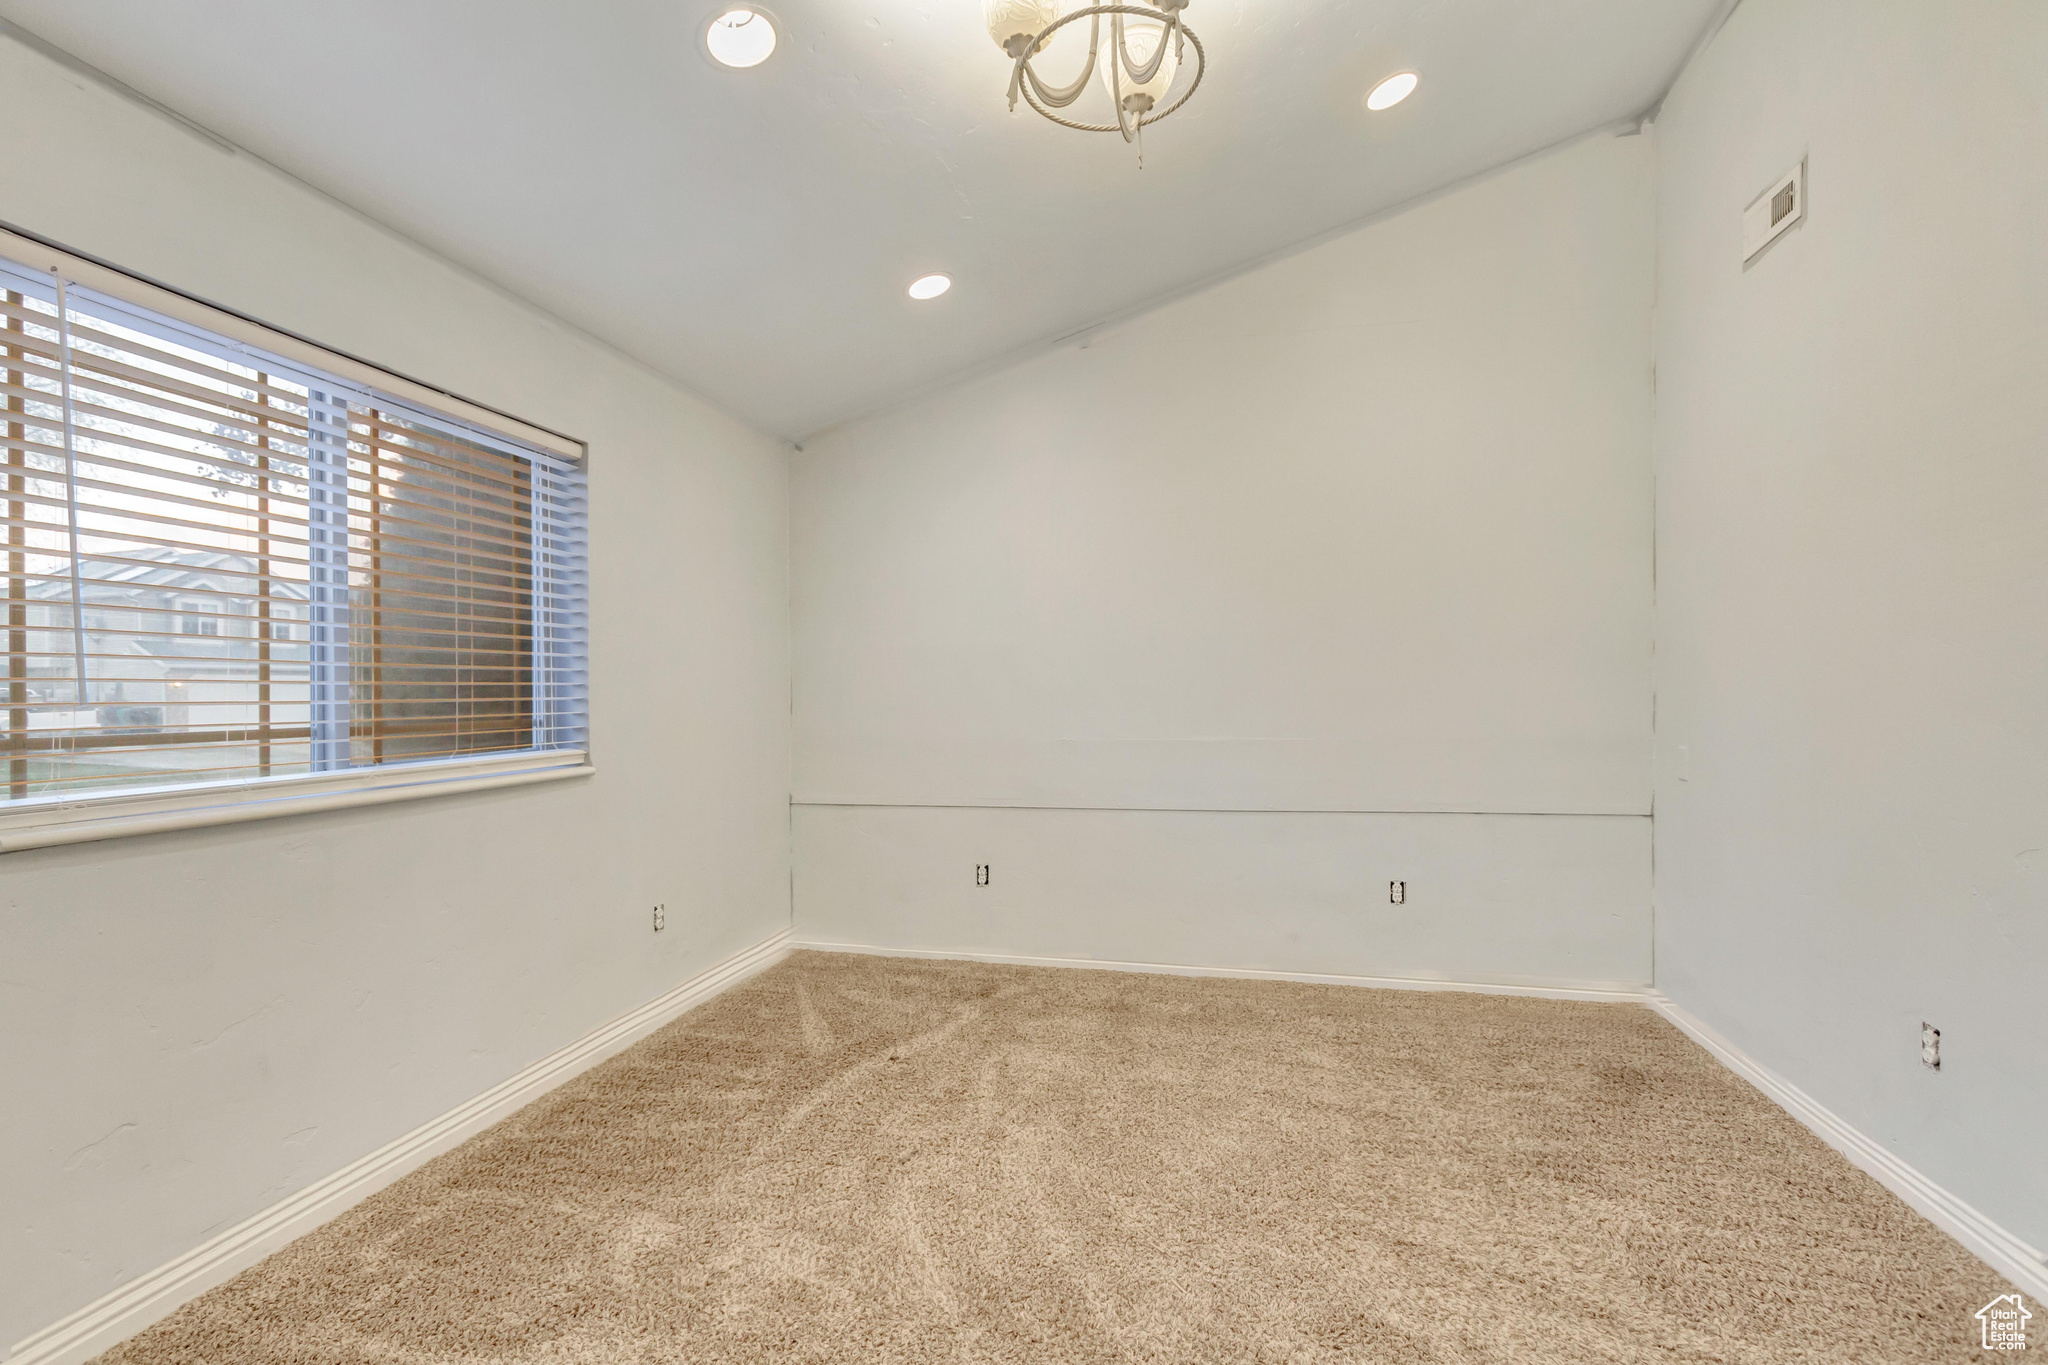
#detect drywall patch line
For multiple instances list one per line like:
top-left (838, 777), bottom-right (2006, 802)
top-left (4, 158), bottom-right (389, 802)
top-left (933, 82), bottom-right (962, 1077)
top-left (793, 801), bottom-right (1652, 818)
top-left (7, 930), bottom-right (794, 1365)
top-left (793, 940), bottom-right (1652, 1003)
top-left (1647, 991), bottom-right (2048, 1300)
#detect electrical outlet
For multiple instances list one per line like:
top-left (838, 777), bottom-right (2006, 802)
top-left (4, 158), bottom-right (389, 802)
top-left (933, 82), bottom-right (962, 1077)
top-left (652, 904), bottom-right (666, 932)
top-left (975, 864), bottom-right (990, 887)
top-left (1921, 1021), bottom-right (1940, 1071)
top-left (1389, 881), bottom-right (1406, 905)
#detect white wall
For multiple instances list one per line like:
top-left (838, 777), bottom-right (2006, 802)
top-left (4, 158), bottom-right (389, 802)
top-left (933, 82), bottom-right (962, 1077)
top-left (799, 807), bottom-right (1650, 989)
top-left (1653, 0), bottom-right (2048, 1253)
top-left (0, 36), bottom-right (791, 1351)
top-left (795, 132), bottom-right (1655, 983)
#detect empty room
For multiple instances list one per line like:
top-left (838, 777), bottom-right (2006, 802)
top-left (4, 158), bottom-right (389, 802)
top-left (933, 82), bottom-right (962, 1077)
top-left (1, 0), bottom-right (2042, 1360)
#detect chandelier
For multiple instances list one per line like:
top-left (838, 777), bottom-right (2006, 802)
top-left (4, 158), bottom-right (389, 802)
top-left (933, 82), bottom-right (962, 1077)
top-left (984, 0), bottom-right (1206, 149)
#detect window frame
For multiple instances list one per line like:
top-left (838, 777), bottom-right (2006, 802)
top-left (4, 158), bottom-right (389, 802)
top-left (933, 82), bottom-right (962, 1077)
top-left (0, 226), bottom-right (592, 853)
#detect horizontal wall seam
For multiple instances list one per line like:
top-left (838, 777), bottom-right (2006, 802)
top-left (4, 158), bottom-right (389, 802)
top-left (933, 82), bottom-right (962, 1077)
top-left (792, 801), bottom-right (1651, 818)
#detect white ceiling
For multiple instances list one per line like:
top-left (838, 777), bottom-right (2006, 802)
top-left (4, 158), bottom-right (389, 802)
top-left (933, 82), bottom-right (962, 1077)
top-left (0, 0), bottom-right (1722, 438)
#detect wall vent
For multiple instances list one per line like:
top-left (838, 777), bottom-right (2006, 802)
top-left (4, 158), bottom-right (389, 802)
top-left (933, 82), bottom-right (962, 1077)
top-left (1744, 161), bottom-right (1805, 263)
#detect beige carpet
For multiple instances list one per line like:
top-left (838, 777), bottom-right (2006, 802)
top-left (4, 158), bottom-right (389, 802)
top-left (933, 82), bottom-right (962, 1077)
top-left (98, 951), bottom-right (2014, 1364)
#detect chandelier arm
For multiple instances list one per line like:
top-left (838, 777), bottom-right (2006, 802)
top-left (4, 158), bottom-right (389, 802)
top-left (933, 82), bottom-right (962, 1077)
top-left (1155, 22), bottom-right (1203, 121)
top-left (1011, 9), bottom-right (1203, 134)
top-left (1115, 10), bottom-right (1176, 85)
top-left (1019, 11), bottom-right (1100, 109)
top-left (1022, 57), bottom-right (1094, 109)
top-left (1109, 16), bottom-right (1136, 143)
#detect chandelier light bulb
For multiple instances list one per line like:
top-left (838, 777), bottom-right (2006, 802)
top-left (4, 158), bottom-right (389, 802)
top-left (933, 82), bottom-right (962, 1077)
top-left (1366, 71), bottom-right (1419, 110)
top-left (705, 8), bottom-right (777, 68)
top-left (985, 0), bottom-right (1061, 56)
top-left (1099, 16), bottom-right (1179, 115)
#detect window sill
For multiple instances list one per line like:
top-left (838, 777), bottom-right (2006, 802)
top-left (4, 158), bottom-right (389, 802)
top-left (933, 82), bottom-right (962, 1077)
top-left (0, 750), bottom-right (593, 854)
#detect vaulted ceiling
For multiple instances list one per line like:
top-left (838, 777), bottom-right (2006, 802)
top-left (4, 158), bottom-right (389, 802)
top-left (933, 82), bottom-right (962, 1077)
top-left (0, 0), bottom-right (1724, 437)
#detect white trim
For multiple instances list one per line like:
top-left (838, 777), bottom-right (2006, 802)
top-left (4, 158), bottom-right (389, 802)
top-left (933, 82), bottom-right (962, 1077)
top-left (0, 225), bottom-right (582, 462)
top-left (6, 928), bottom-right (794, 1365)
top-left (0, 750), bottom-right (595, 854)
top-left (1647, 991), bottom-right (2048, 1300)
top-left (790, 939), bottom-right (1652, 1003)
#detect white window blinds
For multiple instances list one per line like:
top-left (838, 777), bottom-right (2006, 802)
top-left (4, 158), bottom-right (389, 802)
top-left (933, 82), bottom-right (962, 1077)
top-left (1, 247), bottom-right (588, 811)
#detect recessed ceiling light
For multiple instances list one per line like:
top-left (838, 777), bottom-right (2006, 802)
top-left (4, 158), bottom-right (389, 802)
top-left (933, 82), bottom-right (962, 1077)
top-left (706, 7), bottom-right (777, 68)
top-left (1366, 71), bottom-right (1419, 111)
top-left (907, 273), bottom-right (952, 301)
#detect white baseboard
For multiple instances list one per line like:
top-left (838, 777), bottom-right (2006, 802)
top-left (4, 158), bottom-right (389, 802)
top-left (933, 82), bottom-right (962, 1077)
top-left (8, 929), bottom-right (793, 1365)
top-left (790, 939), bottom-right (1652, 1003)
top-left (1647, 991), bottom-right (2048, 1300)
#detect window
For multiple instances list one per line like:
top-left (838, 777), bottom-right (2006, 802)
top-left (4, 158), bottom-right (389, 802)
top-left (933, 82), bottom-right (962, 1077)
top-left (1, 234), bottom-right (589, 846)
top-left (179, 601), bottom-right (223, 636)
